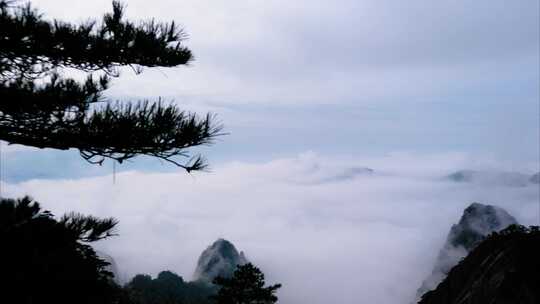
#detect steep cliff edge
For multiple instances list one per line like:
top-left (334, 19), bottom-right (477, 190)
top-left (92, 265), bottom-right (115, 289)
top-left (418, 225), bottom-right (540, 304)
top-left (415, 203), bottom-right (517, 298)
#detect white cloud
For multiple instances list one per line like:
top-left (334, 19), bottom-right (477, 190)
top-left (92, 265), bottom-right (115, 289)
top-left (3, 152), bottom-right (538, 304)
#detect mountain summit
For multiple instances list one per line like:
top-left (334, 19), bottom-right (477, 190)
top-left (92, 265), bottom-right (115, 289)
top-left (193, 239), bottom-right (248, 282)
top-left (447, 203), bottom-right (517, 251)
top-left (415, 203), bottom-right (518, 300)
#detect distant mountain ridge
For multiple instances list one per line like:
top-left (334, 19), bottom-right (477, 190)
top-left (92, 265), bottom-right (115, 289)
top-left (415, 203), bottom-right (518, 301)
top-left (445, 170), bottom-right (535, 186)
top-left (316, 166), bottom-right (374, 183)
top-left (530, 172), bottom-right (540, 184)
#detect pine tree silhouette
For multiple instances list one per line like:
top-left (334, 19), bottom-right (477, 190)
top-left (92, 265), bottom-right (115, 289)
top-left (0, 196), bottom-right (122, 303)
top-left (212, 263), bottom-right (281, 304)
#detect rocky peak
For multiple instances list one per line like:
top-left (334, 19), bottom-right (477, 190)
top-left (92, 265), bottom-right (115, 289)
top-left (449, 203), bottom-right (517, 250)
top-left (193, 239), bottom-right (248, 282)
top-left (415, 203), bottom-right (518, 300)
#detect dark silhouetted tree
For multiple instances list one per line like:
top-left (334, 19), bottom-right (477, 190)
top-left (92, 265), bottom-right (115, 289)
top-left (0, 196), bottom-right (123, 303)
top-left (124, 270), bottom-right (215, 304)
top-left (212, 263), bottom-right (281, 304)
top-left (0, 0), bottom-right (223, 171)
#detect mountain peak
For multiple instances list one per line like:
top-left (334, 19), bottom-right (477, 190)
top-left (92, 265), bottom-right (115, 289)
top-left (452, 203), bottom-right (517, 250)
top-left (193, 239), bottom-right (248, 282)
top-left (415, 203), bottom-right (518, 301)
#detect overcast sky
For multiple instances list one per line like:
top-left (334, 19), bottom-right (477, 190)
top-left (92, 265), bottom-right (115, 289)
top-left (1, 1), bottom-right (539, 303)
top-left (2, 0), bottom-right (539, 181)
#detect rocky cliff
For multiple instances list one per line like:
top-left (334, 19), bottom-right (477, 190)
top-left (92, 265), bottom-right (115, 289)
top-left (418, 225), bottom-right (540, 304)
top-left (415, 203), bottom-right (517, 299)
top-left (193, 238), bottom-right (248, 282)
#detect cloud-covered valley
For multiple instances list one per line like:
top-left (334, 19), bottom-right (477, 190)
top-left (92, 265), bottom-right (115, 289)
top-left (3, 152), bottom-right (538, 304)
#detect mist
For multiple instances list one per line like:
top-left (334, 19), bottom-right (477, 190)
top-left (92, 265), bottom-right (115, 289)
top-left (3, 152), bottom-right (538, 304)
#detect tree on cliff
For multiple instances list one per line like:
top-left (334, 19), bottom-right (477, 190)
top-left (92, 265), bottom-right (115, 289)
top-left (0, 0), bottom-right (223, 172)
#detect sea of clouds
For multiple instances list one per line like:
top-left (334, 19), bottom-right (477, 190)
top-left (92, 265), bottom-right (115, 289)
top-left (3, 152), bottom-right (539, 304)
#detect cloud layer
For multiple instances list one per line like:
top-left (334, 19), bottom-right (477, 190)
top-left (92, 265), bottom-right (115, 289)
top-left (4, 153), bottom-right (539, 304)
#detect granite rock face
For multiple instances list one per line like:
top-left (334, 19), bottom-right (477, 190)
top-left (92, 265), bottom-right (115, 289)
top-left (193, 239), bottom-right (248, 282)
top-left (415, 203), bottom-right (517, 300)
top-left (418, 226), bottom-right (540, 304)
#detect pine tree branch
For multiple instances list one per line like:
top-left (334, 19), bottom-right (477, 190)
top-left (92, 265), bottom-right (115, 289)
top-left (0, 1), bottom-right (225, 172)
top-left (0, 92), bottom-right (224, 169)
top-left (0, 0), bottom-right (192, 79)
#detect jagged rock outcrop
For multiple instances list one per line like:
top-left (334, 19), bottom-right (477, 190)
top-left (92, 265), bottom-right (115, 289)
top-left (415, 203), bottom-right (517, 300)
top-left (418, 225), bottom-right (540, 304)
top-left (193, 239), bottom-right (248, 282)
top-left (329, 167), bottom-right (374, 181)
top-left (530, 172), bottom-right (540, 184)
